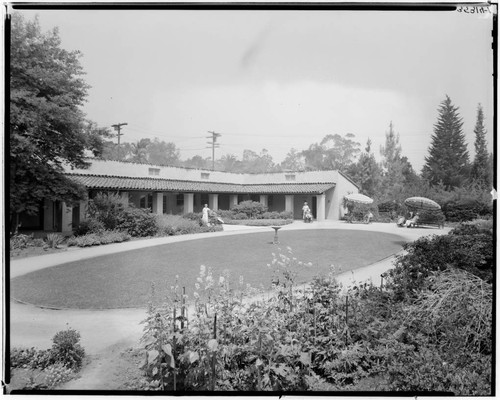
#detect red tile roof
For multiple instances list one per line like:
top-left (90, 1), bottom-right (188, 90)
top-left (66, 174), bottom-right (336, 194)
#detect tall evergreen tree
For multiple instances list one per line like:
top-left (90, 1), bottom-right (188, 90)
top-left (422, 96), bottom-right (470, 189)
top-left (471, 104), bottom-right (491, 188)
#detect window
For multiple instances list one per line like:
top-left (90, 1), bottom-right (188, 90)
top-left (176, 194), bottom-right (184, 206)
top-left (140, 194), bottom-right (153, 210)
top-left (201, 172), bottom-right (210, 180)
top-left (268, 195), bottom-right (274, 207)
top-left (149, 168), bottom-right (160, 176)
top-left (201, 193), bottom-right (209, 205)
top-left (285, 174), bottom-right (296, 181)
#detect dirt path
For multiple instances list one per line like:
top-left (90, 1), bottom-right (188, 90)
top-left (59, 339), bottom-right (146, 390)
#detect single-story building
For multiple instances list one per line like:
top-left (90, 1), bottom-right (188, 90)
top-left (23, 159), bottom-right (359, 234)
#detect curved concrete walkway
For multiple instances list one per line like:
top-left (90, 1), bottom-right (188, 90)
top-left (9, 221), bottom-right (449, 354)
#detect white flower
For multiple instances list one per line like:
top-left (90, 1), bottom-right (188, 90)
top-left (219, 276), bottom-right (225, 284)
top-left (194, 292), bottom-right (199, 299)
top-left (195, 283), bottom-right (200, 290)
top-left (200, 265), bottom-right (206, 275)
top-left (307, 262), bottom-right (313, 267)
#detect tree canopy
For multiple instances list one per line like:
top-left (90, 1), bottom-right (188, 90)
top-left (9, 13), bottom-right (107, 224)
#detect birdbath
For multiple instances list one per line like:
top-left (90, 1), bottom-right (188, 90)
top-left (271, 226), bottom-right (282, 244)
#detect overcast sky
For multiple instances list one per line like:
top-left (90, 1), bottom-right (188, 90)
top-left (13, 7), bottom-right (495, 171)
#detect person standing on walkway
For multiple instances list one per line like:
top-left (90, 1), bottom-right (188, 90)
top-left (202, 204), bottom-right (211, 226)
top-left (302, 202), bottom-right (311, 222)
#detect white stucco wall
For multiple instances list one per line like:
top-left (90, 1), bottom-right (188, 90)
top-left (64, 159), bottom-right (340, 185)
top-left (330, 172), bottom-right (360, 220)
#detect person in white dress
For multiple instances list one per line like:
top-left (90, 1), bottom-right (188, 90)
top-left (202, 204), bottom-right (210, 225)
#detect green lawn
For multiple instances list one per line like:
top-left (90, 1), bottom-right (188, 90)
top-left (11, 230), bottom-right (406, 309)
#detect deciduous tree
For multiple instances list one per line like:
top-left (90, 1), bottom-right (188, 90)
top-left (9, 13), bottom-right (106, 229)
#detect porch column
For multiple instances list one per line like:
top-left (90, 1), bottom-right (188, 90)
top-left (209, 194), bottom-right (219, 211)
top-left (285, 195), bottom-right (294, 215)
top-left (121, 191), bottom-right (130, 207)
top-left (259, 194), bottom-right (268, 207)
top-left (316, 193), bottom-right (326, 221)
top-left (61, 202), bottom-right (73, 234)
top-left (152, 192), bottom-right (164, 215)
top-left (183, 193), bottom-right (194, 214)
top-left (229, 195), bottom-right (238, 208)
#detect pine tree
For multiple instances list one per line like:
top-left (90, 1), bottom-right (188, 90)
top-left (422, 96), bottom-right (470, 189)
top-left (471, 104), bottom-right (491, 188)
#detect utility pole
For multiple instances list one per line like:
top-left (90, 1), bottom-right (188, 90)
top-left (206, 131), bottom-right (221, 171)
top-left (112, 123), bottom-right (128, 160)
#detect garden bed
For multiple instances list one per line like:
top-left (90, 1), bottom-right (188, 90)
top-left (222, 218), bottom-right (294, 226)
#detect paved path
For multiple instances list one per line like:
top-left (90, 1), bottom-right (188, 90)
top-left (9, 221), bottom-right (449, 354)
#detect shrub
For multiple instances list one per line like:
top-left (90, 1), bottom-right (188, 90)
top-left (87, 192), bottom-right (127, 230)
top-left (116, 207), bottom-right (159, 237)
top-left (442, 199), bottom-right (492, 222)
top-left (10, 347), bottom-right (53, 370)
top-left (231, 212), bottom-right (249, 220)
top-left (345, 202), bottom-right (378, 222)
top-left (449, 218), bottom-right (493, 236)
top-left (387, 227), bottom-right (494, 300)
top-left (216, 209), bottom-right (233, 220)
top-left (182, 212), bottom-right (203, 226)
top-left (377, 200), bottom-right (398, 213)
top-left (230, 200), bottom-right (267, 219)
top-left (10, 233), bottom-right (45, 251)
top-left (156, 214), bottom-right (199, 236)
top-left (73, 219), bottom-right (105, 236)
top-left (45, 233), bottom-right (65, 249)
top-left (50, 328), bottom-right (85, 370)
top-left (67, 230), bottom-right (130, 247)
top-left (416, 209), bottom-right (446, 225)
top-left (43, 363), bottom-right (75, 389)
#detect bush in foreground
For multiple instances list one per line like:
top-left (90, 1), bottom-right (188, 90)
top-left (10, 328), bottom-right (85, 390)
top-left (139, 234), bottom-right (492, 394)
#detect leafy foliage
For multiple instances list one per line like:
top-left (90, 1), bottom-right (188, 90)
top-left (230, 201), bottom-right (268, 219)
top-left (67, 230), bottom-right (131, 247)
top-left (9, 13), bottom-right (107, 224)
top-left (50, 328), bottom-right (85, 370)
top-left (86, 192), bottom-right (127, 230)
top-left (10, 233), bottom-right (45, 250)
top-left (45, 233), bottom-right (65, 248)
top-left (387, 221), bottom-right (493, 300)
top-left (138, 235), bottom-right (492, 394)
top-left (116, 207), bottom-right (159, 237)
top-left (10, 328), bottom-right (86, 390)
